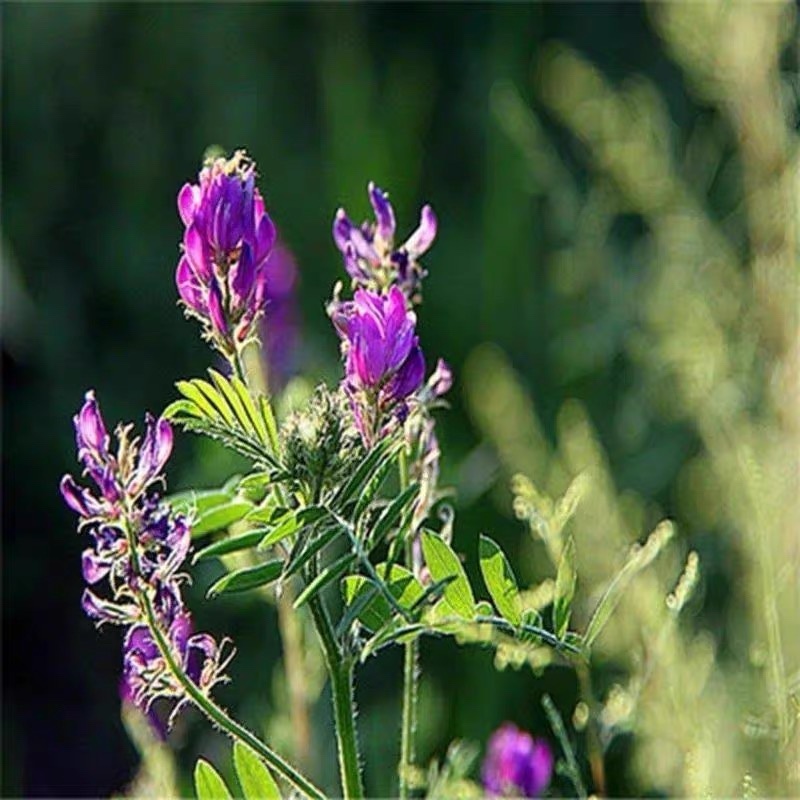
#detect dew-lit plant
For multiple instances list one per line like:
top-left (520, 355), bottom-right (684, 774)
top-left (62, 151), bottom-right (691, 799)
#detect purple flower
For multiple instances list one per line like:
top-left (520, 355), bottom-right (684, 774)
top-left (176, 151), bottom-right (276, 356)
top-left (332, 182), bottom-right (437, 301)
top-left (482, 724), bottom-right (554, 798)
top-left (329, 286), bottom-right (425, 444)
top-left (61, 392), bottom-right (232, 722)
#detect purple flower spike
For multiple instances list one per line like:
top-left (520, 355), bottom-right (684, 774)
top-left (332, 183), bottom-right (437, 301)
top-left (62, 392), bottom-right (233, 722)
top-left (482, 724), bottom-right (554, 798)
top-left (175, 151), bottom-right (276, 356)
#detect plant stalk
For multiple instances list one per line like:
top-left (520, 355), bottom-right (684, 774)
top-left (306, 558), bottom-right (365, 800)
top-left (142, 590), bottom-right (325, 799)
top-left (398, 447), bottom-right (418, 799)
top-left (236, 340), bottom-right (315, 768)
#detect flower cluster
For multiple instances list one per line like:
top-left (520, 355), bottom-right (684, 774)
top-left (60, 392), bottom-right (232, 721)
top-left (333, 182), bottom-right (437, 302)
top-left (330, 286), bottom-right (425, 445)
top-left (482, 724), bottom-right (553, 798)
top-left (176, 151), bottom-right (276, 358)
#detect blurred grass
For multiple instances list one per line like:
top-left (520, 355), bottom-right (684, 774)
top-left (2, 2), bottom-right (798, 796)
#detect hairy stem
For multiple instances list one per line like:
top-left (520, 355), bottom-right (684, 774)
top-left (141, 593), bottom-right (325, 799)
top-left (398, 448), bottom-right (418, 799)
top-left (236, 340), bottom-right (315, 767)
top-left (306, 563), bottom-right (365, 799)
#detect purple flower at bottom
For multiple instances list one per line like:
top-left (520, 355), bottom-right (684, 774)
top-left (482, 724), bottom-right (553, 798)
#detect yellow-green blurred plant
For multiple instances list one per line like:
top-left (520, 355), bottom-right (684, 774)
top-left (466, 2), bottom-right (798, 794)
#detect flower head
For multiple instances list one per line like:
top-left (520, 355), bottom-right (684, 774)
top-left (332, 182), bottom-right (437, 302)
top-left (329, 286), bottom-right (425, 444)
top-left (61, 392), bottom-right (232, 723)
top-left (176, 151), bottom-right (276, 357)
top-left (482, 724), bottom-right (553, 798)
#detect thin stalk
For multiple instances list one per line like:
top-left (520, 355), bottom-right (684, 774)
top-left (141, 594), bottom-right (326, 800)
top-left (306, 559), bottom-right (365, 799)
top-left (398, 448), bottom-right (418, 800)
top-left (235, 340), bottom-right (315, 768)
top-left (576, 661), bottom-right (607, 796)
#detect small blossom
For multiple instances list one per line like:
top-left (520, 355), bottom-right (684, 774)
top-left (332, 182), bottom-right (437, 302)
top-left (482, 724), bottom-right (553, 798)
top-left (176, 151), bottom-right (276, 356)
top-left (329, 286), bottom-right (425, 444)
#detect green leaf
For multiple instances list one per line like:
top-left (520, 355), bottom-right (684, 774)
top-left (163, 398), bottom-right (202, 420)
top-left (176, 380), bottom-right (220, 420)
top-left (194, 378), bottom-right (236, 426)
top-left (231, 376), bottom-right (269, 444)
top-left (193, 529), bottom-right (267, 564)
top-left (167, 488), bottom-right (232, 517)
top-left (360, 619), bottom-right (426, 660)
top-left (194, 759), bottom-right (232, 800)
top-left (368, 482), bottom-right (420, 550)
top-left (353, 450), bottom-right (397, 522)
top-left (233, 742), bottom-right (281, 799)
top-left (209, 369), bottom-right (257, 436)
top-left (258, 395), bottom-right (280, 454)
top-left (553, 535), bottom-right (576, 639)
top-left (293, 552), bottom-right (356, 609)
top-left (207, 560), bottom-right (283, 598)
top-left (281, 523), bottom-right (343, 578)
top-left (332, 436), bottom-right (401, 508)
top-left (584, 520), bottom-right (674, 647)
top-left (420, 531), bottom-right (476, 619)
top-left (342, 564), bottom-right (425, 631)
top-left (257, 506), bottom-right (329, 550)
top-left (193, 499), bottom-right (254, 537)
top-left (552, 473), bottom-right (588, 536)
top-left (479, 535), bottom-right (522, 625)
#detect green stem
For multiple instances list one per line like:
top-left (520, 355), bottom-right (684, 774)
top-left (330, 658), bottom-right (364, 800)
top-left (306, 566), bottom-right (365, 799)
top-left (398, 448), bottom-right (417, 800)
top-left (235, 340), bottom-right (315, 769)
top-left (141, 594), bottom-right (325, 799)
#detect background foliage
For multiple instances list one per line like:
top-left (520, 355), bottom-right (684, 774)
top-left (3, 2), bottom-right (797, 796)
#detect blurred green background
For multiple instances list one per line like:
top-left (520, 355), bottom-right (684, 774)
top-left (3, 2), bottom-right (798, 797)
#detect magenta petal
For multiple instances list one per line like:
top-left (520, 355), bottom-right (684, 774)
top-left (176, 256), bottom-right (206, 313)
top-left (81, 548), bottom-right (111, 584)
top-left (430, 358), bottom-right (453, 397)
top-left (207, 282), bottom-right (229, 337)
top-left (177, 182), bottom-right (200, 227)
top-left (387, 344), bottom-right (425, 402)
top-left (251, 213), bottom-right (276, 266)
top-left (60, 474), bottom-right (90, 516)
top-left (368, 181), bottom-right (396, 243)
top-left (184, 224), bottom-right (212, 281)
top-left (230, 246), bottom-right (256, 313)
top-left (77, 391), bottom-right (108, 453)
top-left (404, 204), bottom-right (437, 257)
top-left (333, 209), bottom-right (354, 253)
